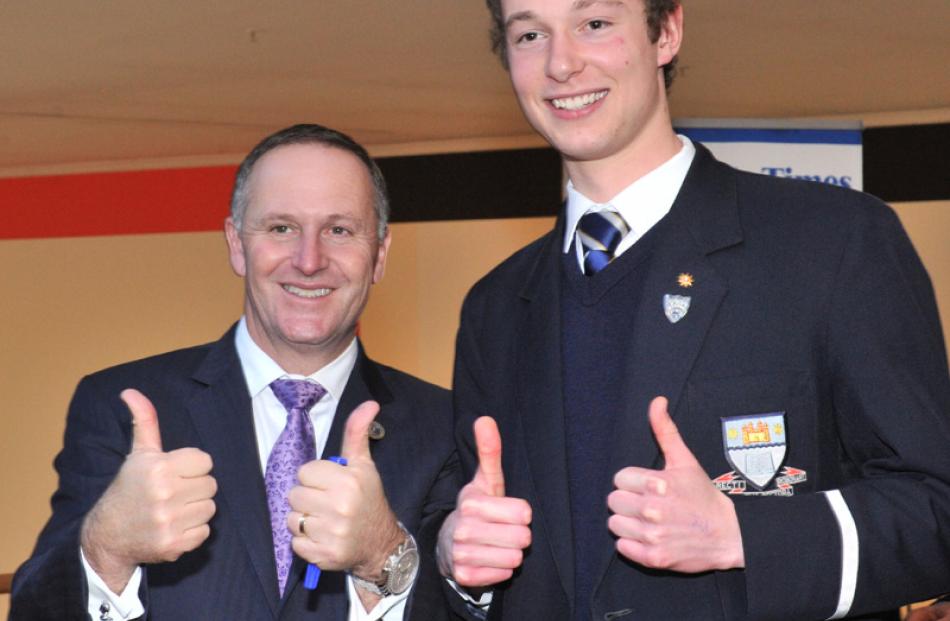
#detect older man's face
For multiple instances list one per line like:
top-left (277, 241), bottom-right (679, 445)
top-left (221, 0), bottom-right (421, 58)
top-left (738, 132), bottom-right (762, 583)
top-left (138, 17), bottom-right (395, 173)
top-left (225, 144), bottom-right (389, 373)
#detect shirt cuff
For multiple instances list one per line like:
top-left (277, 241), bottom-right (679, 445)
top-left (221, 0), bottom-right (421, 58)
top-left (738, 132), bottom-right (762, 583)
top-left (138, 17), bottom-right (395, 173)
top-left (81, 547), bottom-right (145, 620)
top-left (446, 576), bottom-right (493, 616)
top-left (346, 575), bottom-right (410, 621)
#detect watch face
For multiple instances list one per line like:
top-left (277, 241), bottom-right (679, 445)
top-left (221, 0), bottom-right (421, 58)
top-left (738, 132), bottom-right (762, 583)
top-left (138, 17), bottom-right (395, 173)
top-left (388, 548), bottom-right (419, 594)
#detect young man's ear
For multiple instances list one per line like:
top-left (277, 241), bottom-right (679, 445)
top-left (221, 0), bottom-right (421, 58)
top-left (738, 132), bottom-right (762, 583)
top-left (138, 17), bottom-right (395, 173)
top-left (656, 4), bottom-right (684, 68)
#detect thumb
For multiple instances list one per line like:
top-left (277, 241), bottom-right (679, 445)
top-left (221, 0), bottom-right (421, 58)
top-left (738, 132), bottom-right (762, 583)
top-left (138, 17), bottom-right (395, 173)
top-left (648, 396), bottom-right (698, 469)
top-left (121, 388), bottom-right (163, 453)
top-left (472, 416), bottom-right (505, 497)
top-left (340, 400), bottom-right (380, 462)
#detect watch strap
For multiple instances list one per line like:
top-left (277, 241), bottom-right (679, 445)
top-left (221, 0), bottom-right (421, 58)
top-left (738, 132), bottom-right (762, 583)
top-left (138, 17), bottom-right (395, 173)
top-left (351, 523), bottom-right (417, 597)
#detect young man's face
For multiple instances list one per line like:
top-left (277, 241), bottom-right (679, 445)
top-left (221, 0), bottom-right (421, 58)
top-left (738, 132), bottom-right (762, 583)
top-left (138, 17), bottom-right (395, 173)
top-left (501, 0), bottom-right (681, 165)
top-left (225, 144), bottom-right (390, 372)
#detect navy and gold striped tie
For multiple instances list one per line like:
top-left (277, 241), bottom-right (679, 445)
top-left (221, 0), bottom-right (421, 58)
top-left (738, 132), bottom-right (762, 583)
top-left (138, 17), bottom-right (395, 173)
top-left (577, 209), bottom-right (630, 275)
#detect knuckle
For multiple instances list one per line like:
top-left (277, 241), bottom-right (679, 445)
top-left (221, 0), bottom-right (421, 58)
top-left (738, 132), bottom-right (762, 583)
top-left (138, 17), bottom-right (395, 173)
top-left (521, 501), bottom-right (532, 523)
top-left (192, 525), bottom-right (211, 547)
top-left (453, 546), bottom-right (470, 565)
top-left (643, 525), bottom-right (663, 545)
top-left (518, 528), bottom-right (532, 549)
top-left (453, 545), bottom-right (473, 566)
top-left (199, 452), bottom-right (213, 471)
top-left (645, 547), bottom-right (671, 569)
top-left (286, 486), bottom-right (302, 507)
top-left (330, 520), bottom-right (351, 540)
top-left (155, 531), bottom-right (178, 556)
top-left (206, 499), bottom-right (217, 519)
top-left (152, 507), bottom-right (173, 530)
top-left (336, 497), bottom-right (359, 521)
top-left (607, 514), bottom-right (620, 532)
top-left (459, 498), bottom-right (479, 517)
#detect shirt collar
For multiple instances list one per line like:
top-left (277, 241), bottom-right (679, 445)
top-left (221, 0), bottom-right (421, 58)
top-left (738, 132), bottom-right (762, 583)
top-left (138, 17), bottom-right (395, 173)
top-left (234, 316), bottom-right (358, 402)
top-left (563, 135), bottom-right (696, 253)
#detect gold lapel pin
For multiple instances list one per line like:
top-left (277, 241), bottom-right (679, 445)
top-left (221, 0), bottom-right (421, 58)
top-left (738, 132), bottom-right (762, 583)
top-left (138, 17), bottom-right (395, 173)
top-left (677, 273), bottom-right (694, 288)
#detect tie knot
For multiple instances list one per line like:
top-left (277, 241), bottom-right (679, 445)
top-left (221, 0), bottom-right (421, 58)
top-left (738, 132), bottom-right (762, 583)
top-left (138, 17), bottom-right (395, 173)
top-left (577, 208), bottom-right (630, 275)
top-left (578, 209), bottom-right (629, 251)
top-left (270, 379), bottom-right (327, 413)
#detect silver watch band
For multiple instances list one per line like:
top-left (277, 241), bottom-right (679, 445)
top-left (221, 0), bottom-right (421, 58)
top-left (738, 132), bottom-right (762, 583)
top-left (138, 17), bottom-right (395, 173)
top-left (350, 523), bottom-right (417, 597)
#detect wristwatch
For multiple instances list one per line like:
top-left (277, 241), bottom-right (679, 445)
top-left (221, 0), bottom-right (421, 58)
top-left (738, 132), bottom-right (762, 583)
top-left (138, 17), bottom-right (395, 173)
top-left (351, 523), bottom-right (419, 597)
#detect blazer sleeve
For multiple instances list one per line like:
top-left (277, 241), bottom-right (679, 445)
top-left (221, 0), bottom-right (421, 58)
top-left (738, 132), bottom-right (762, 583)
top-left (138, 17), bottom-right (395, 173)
top-left (10, 374), bottom-right (140, 621)
top-left (409, 410), bottom-right (466, 621)
top-left (736, 200), bottom-right (950, 620)
top-left (429, 287), bottom-right (504, 621)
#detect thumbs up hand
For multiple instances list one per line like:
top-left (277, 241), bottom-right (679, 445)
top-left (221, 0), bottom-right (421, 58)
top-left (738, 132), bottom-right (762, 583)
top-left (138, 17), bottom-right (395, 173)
top-left (80, 389), bottom-right (217, 593)
top-left (436, 417), bottom-right (532, 587)
top-left (607, 397), bottom-right (744, 573)
top-left (288, 401), bottom-right (403, 583)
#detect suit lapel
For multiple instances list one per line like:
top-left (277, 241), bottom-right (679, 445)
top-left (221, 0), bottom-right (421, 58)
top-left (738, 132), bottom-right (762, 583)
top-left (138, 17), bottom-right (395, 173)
top-left (187, 327), bottom-right (281, 619)
top-left (594, 145), bottom-right (742, 596)
top-left (516, 222), bottom-right (575, 608)
top-left (321, 344), bottom-right (394, 460)
top-left (282, 345), bottom-right (395, 614)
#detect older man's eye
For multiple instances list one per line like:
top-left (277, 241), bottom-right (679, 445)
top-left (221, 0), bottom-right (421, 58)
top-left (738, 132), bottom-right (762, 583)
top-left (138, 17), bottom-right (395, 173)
top-left (271, 224), bottom-right (291, 234)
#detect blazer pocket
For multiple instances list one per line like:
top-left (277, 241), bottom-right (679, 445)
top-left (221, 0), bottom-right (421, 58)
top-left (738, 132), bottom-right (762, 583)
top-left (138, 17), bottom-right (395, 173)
top-left (685, 369), bottom-right (819, 495)
top-left (686, 370), bottom-right (815, 417)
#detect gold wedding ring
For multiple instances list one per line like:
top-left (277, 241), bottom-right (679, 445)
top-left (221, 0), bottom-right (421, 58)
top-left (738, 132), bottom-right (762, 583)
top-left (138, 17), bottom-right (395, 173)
top-left (298, 514), bottom-right (308, 535)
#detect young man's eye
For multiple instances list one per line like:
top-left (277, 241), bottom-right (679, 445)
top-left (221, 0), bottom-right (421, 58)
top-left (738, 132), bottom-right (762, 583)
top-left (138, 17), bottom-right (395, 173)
top-left (586, 19), bottom-right (610, 30)
top-left (515, 31), bottom-right (540, 44)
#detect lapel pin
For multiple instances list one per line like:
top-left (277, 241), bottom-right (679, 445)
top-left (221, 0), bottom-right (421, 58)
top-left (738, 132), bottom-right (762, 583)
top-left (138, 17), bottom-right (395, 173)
top-left (369, 420), bottom-right (385, 440)
top-left (663, 293), bottom-right (691, 323)
top-left (677, 273), bottom-right (694, 288)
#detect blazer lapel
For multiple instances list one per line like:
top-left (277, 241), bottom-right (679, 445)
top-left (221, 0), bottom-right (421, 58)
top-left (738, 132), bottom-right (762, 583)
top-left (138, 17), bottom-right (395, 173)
top-left (187, 327), bottom-right (281, 619)
top-left (516, 222), bottom-right (576, 609)
top-left (594, 145), bottom-right (742, 595)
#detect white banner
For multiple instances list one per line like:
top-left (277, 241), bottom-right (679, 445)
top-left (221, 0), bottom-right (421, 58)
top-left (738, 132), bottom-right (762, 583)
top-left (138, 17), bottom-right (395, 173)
top-left (674, 119), bottom-right (863, 191)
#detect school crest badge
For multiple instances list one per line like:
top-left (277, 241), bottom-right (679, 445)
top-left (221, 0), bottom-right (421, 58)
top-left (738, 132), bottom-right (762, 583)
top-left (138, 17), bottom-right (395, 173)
top-left (720, 412), bottom-right (788, 490)
top-left (663, 294), bottom-right (691, 323)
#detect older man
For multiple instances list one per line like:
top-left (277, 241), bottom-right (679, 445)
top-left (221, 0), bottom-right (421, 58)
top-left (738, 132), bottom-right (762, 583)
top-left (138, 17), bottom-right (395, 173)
top-left (12, 124), bottom-right (459, 621)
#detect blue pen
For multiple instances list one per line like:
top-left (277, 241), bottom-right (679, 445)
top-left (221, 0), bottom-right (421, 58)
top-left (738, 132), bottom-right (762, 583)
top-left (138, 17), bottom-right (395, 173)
top-left (303, 455), bottom-right (348, 590)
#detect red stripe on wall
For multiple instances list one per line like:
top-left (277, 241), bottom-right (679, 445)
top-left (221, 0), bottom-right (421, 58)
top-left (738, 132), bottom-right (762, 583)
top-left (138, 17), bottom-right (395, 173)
top-left (0, 166), bottom-right (238, 240)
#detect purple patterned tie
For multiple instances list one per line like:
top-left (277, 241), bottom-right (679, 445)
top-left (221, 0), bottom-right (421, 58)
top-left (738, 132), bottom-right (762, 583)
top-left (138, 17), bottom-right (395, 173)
top-left (266, 379), bottom-right (326, 596)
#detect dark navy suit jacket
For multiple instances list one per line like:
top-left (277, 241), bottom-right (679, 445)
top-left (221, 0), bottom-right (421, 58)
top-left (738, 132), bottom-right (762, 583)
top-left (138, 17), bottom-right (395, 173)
top-left (449, 145), bottom-right (950, 621)
top-left (12, 327), bottom-right (460, 620)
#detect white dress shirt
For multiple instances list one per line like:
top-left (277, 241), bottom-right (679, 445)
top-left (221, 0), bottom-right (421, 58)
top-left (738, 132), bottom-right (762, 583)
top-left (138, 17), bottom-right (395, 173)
top-left (84, 318), bottom-right (411, 621)
top-left (563, 135), bottom-right (696, 266)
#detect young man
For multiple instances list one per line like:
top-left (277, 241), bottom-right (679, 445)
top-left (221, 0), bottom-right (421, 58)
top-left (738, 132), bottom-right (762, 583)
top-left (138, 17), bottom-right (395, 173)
top-left (12, 124), bottom-right (459, 621)
top-left (437, 1), bottom-right (950, 619)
